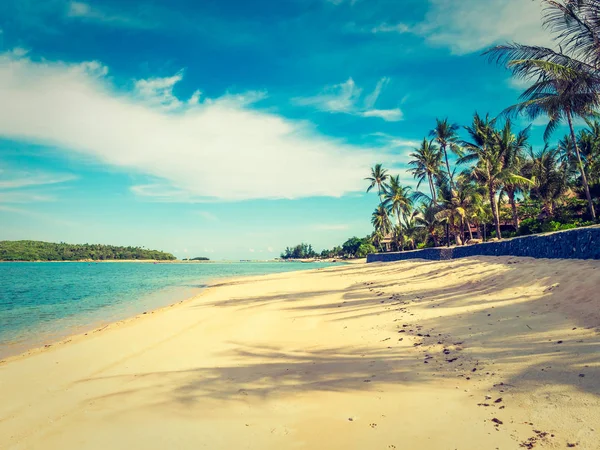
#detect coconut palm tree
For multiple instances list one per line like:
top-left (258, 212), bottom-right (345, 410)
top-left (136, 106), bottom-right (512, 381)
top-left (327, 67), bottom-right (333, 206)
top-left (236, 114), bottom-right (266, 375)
top-left (408, 138), bottom-right (442, 204)
top-left (500, 60), bottom-right (598, 218)
top-left (365, 164), bottom-right (390, 205)
top-left (578, 119), bottom-right (600, 187)
top-left (402, 212), bottom-right (420, 250)
top-left (383, 175), bottom-right (413, 228)
top-left (496, 120), bottom-right (532, 230)
top-left (522, 145), bottom-right (572, 216)
top-left (415, 203), bottom-right (441, 247)
top-left (435, 184), bottom-right (466, 245)
top-left (485, 0), bottom-right (600, 219)
top-left (430, 118), bottom-right (461, 188)
top-left (371, 204), bottom-right (392, 240)
top-left (460, 114), bottom-right (504, 238)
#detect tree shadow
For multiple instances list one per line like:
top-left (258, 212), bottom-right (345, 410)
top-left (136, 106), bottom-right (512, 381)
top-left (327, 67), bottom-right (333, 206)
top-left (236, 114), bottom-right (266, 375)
top-left (80, 256), bottom-right (600, 415)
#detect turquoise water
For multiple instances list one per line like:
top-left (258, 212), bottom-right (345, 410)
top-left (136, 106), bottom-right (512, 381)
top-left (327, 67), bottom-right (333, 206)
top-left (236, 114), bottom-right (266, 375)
top-left (0, 261), bottom-right (338, 358)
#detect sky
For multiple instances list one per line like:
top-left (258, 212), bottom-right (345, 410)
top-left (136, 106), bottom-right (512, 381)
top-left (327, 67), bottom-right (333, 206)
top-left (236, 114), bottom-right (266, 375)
top-left (0, 0), bottom-right (562, 259)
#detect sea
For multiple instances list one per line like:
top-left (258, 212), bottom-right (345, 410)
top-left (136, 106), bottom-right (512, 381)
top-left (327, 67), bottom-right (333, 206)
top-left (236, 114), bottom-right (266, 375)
top-left (0, 261), bottom-right (339, 359)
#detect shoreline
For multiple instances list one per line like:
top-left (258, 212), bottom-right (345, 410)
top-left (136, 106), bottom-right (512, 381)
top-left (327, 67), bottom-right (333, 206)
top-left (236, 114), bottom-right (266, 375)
top-left (0, 283), bottom-right (213, 365)
top-left (0, 265), bottom-right (332, 365)
top-left (1, 256), bottom-right (598, 449)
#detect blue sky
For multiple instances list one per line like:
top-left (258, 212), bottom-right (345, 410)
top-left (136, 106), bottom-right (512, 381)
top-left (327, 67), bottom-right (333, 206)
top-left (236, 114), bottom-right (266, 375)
top-left (0, 0), bottom-right (561, 259)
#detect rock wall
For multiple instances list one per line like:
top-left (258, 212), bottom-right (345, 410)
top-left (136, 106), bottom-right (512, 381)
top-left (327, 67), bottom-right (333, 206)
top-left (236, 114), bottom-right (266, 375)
top-left (366, 226), bottom-right (600, 263)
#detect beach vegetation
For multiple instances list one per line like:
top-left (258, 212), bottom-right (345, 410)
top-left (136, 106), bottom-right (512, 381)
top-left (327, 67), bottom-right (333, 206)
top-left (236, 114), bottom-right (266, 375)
top-left (357, 0), bottom-right (600, 253)
top-left (0, 240), bottom-right (176, 261)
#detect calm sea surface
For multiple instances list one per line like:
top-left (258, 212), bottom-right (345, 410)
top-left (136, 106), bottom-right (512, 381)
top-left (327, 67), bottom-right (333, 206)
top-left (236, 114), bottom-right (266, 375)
top-left (0, 261), bottom-right (339, 358)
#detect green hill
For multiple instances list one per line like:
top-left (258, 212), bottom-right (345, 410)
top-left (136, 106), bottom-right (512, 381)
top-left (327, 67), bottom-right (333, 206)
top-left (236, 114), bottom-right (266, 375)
top-left (0, 240), bottom-right (176, 261)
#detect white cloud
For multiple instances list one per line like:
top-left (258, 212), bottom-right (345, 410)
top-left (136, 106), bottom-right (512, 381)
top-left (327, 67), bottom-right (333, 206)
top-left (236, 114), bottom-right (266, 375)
top-left (360, 108), bottom-right (403, 121)
top-left (0, 172), bottom-right (76, 189)
top-left (66, 1), bottom-right (150, 29)
top-left (368, 0), bottom-right (554, 55)
top-left (294, 77), bottom-right (403, 122)
top-left (416, 0), bottom-right (555, 55)
top-left (134, 71), bottom-right (185, 110)
top-left (371, 23), bottom-right (411, 34)
top-left (0, 170), bottom-right (75, 205)
top-left (0, 52), bottom-right (383, 201)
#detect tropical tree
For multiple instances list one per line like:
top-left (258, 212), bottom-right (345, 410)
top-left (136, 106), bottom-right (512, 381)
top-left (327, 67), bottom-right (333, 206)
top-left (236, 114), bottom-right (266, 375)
top-left (435, 185), bottom-right (466, 245)
top-left (460, 114), bottom-right (505, 238)
top-left (408, 138), bottom-right (442, 204)
top-left (371, 205), bottom-right (392, 240)
top-left (430, 118), bottom-right (461, 188)
top-left (577, 119), bottom-right (600, 188)
top-left (496, 120), bottom-right (532, 230)
top-left (415, 203), bottom-right (441, 247)
top-left (522, 145), bottom-right (572, 216)
top-left (402, 212), bottom-right (420, 250)
top-left (365, 164), bottom-right (390, 205)
top-left (485, 0), bottom-right (600, 219)
top-left (383, 175), bottom-right (413, 228)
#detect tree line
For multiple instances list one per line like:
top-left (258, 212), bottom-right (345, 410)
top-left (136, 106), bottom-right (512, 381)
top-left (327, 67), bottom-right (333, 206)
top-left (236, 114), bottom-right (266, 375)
top-left (0, 240), bottom-right (176, 261)
top-left (280, 237), bottom-right (376, 260)
top-left (365, 0), bottom-right (600, 252)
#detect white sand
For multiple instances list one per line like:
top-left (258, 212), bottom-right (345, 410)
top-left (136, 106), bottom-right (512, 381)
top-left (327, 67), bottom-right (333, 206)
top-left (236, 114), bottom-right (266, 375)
top-left (0, 256), bottom-right (599, 449)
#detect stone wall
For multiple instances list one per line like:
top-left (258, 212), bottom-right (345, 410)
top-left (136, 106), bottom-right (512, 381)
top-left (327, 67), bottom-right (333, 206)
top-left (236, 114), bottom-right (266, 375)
top-left (366, 226), bottom-right (600, 263)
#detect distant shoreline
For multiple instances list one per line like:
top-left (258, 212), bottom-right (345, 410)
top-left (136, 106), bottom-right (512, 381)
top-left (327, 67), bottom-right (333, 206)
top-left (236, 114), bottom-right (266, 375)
top-left (0, 258), bottom-right (355, 264)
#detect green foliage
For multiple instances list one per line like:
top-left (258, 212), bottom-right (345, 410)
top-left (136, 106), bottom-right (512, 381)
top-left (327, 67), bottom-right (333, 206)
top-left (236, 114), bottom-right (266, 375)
top-left (0, 241), bottom-right (176, 261)
top-left (190, 257), bottom-right (210, 261)
top-left (280, 243), bottom-right (317, 260)
top-left (518, 218), bottom-right (542, 236)
top-left (355, 242), bottom-right (376, 258)
top-left (518, 218), bottom-right (594, 236)
top-left (281, 237), bottom-right (374, 260)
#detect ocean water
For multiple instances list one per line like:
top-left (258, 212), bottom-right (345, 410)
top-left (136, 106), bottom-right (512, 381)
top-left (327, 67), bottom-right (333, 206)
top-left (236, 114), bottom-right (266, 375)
top-left (0, 261), bottom-right (339, 358)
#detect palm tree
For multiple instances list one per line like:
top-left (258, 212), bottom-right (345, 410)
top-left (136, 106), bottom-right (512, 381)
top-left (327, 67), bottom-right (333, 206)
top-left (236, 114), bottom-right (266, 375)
top-left (430, 118), bottom-right (461, 188)
top-left (415, 203), bottom-right (440, 247)
top-left (454, 174), bottom-right (483, 241)
top-left (402, 212), bottom-right (420, 250)
top-left (485, 0), bottom-right (600, 219)
top-left (365, 164), bottom-right (390, 205)
top-left (460, 114), bottom-right (504, 239)
top-left (435, 185), bottom-right (466, 245)
top-left (408, 138), bottom-right (442, 204)
top-left (501, 60), bottom-right (598, 219)
top-left (523, 145), bottom-right (572, 216)
top-left (578, 119), bottom-right (600, 187)
top-left (496, 120), bottom-right (532, 230)
top-left (383, 175), bottom-right (413, 228)
top-left (371, 205), bottom-right (392, 240)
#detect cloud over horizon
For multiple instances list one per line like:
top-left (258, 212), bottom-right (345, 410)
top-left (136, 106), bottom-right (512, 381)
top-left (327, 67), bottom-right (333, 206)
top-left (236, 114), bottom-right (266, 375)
top-left (294, 77), bottom-right (403, 122)
top-left (0, 52), bottom-right (389, 202)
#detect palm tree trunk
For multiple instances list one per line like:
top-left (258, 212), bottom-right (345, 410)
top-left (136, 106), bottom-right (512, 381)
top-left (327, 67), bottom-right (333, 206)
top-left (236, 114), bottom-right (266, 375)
top-left (431, 229), bottom-right (438, 247)
top-left (466, 219), bottom-right (474, 241)
top-left (489, 184), bottom-right (502, 239)
top-left (507, 189), bottom-right (519, 231)
top-left (567, 110), bottom-right (596, 220)
top-left (442, 144), bottom-right (454, 188)
top-left (428, 174), bottom-right (437, 204)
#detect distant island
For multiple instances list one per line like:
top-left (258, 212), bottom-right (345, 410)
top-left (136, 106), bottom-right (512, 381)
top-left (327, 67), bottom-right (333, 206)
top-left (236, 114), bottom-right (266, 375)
top-left (182, 257), bottom-right (210, 261)
top-left (0, 240), bottom-right (176, 262)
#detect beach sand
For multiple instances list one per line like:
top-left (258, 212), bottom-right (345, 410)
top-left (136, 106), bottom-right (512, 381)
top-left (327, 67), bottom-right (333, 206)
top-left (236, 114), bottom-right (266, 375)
top-left (0, 256), bottom-right (599, 449)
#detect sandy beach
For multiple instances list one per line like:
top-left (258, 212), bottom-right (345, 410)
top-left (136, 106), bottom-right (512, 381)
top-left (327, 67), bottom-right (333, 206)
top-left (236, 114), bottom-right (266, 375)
top-left (1, 256), bottom-right (599, 449)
